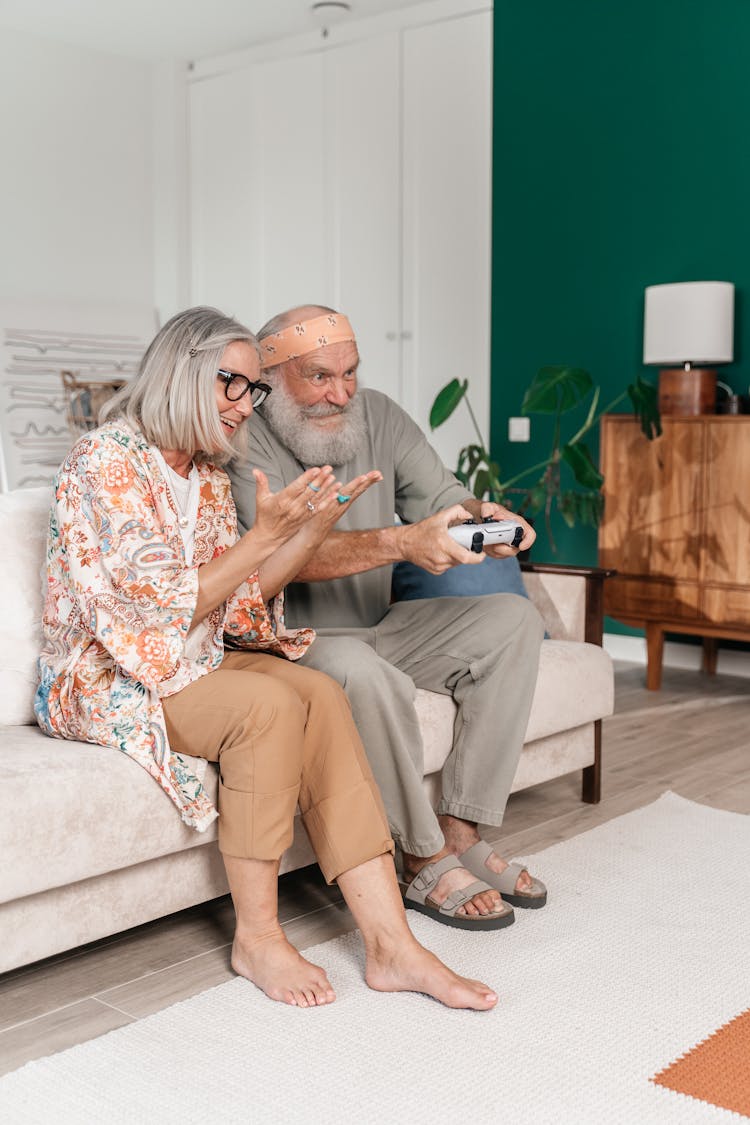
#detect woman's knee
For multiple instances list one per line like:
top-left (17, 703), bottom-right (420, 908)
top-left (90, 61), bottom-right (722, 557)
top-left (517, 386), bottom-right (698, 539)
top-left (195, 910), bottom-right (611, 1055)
top-left (236, 674), bottom-right (307, 735)
top-left (219, 676), bottom-right (307, 781)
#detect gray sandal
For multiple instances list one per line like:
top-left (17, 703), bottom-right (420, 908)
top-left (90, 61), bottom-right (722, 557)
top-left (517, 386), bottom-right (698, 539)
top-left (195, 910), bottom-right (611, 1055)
top-left (400, 854), bottom-right (515, 931)
top-left (460, 841), bottom-right (547, 909)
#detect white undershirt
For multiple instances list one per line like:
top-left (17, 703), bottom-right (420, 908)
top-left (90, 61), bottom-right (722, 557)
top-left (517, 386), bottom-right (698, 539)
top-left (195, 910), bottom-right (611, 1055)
top-left (151, 447), bottom-right (200, 565)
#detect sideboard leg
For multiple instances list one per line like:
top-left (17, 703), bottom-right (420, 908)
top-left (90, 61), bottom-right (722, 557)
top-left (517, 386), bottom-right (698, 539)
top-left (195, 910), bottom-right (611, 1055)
top-left (702, 636), bottom-right (719, 676)
top-left (645, 623), bottom-right (664, 691)
top-left (582, 720), bottom-right (602, 804)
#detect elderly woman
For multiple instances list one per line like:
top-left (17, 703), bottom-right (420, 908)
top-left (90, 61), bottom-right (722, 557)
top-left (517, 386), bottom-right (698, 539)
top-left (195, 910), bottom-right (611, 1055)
top-left (35, 306), bottom-right (500, 1011)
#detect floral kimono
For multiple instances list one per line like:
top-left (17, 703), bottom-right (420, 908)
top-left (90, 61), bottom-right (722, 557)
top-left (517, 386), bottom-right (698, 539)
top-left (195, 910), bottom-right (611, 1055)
top-left (35, 420), bottom-right (314, 831)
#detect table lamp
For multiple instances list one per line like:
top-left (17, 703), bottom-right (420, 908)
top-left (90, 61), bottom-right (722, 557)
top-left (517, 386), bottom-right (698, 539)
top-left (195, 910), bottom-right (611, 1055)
top-left (643, 281), bottom-right (734, 415)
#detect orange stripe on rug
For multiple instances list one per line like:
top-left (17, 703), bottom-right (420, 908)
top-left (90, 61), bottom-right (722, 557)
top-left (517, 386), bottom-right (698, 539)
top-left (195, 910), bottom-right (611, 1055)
top-left (651, 1007), bottom-right (750, 1118)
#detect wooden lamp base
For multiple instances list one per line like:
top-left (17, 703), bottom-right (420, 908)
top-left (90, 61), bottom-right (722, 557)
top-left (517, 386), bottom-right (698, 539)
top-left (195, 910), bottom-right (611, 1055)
top-left (658, 367), bottom-right (716, 415)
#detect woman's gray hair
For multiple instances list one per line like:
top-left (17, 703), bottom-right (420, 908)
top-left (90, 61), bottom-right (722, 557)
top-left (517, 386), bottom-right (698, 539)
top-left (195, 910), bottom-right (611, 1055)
top-left (100, 306), bottom-right (259, 463)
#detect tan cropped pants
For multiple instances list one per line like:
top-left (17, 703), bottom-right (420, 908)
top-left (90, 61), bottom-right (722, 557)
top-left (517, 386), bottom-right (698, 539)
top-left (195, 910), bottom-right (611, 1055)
top-left (161, 651), bottom-right (394, 883)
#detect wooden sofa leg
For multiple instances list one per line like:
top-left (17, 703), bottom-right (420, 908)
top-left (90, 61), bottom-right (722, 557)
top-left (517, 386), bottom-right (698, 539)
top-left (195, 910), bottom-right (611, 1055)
top-left (581, 720), bottom-right (602, 804)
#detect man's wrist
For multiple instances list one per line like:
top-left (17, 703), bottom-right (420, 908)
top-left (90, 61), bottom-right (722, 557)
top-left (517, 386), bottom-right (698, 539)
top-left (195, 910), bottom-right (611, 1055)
top-left (376, 523), bottom-right (407, 565)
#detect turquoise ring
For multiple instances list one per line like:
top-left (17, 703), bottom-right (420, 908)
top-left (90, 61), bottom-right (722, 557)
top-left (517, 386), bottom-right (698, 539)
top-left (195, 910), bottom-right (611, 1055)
top-left (307, 483), bottom-right (320, 492)
top-left (336, 494), bottom-right (351, 504)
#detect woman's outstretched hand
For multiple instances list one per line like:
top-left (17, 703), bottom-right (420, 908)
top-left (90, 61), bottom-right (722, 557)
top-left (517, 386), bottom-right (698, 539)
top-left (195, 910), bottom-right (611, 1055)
top-left (251, 466), bottom-right (339, 546)
top-left (252, 466), bottom-right (384, 548)
top-left (253, 467), bottom-right (383, 600)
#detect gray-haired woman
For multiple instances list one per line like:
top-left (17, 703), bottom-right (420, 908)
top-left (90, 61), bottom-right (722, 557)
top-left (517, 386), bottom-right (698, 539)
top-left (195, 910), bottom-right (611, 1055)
top-left (36, 305), bottom-right (499, 1010)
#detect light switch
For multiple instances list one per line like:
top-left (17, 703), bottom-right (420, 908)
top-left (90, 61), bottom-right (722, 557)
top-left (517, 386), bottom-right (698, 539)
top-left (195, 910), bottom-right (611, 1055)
top-left (508, 416), bottom-right (530, 442)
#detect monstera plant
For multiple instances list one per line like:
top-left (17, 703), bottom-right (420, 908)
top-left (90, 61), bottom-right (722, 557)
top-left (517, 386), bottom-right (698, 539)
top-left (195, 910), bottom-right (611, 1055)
top-left (429, 365), bottom-right (661, 552)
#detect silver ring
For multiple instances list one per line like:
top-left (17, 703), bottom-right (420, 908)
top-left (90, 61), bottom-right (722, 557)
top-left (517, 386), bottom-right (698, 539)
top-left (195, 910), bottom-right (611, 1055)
top-left (306, 500), bottom-right (315, 512)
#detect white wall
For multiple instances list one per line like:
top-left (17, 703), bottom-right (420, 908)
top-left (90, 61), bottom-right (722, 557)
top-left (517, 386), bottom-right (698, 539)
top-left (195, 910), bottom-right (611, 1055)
top-left (0, 28), bottom-right (154, 306)
top-left (152, 59), bottom-right (190, 323)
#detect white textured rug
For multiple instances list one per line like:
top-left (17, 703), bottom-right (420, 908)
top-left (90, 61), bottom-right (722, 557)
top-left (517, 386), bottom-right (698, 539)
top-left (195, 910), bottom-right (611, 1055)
top-left (3, 793), bottom-right (749, 1125)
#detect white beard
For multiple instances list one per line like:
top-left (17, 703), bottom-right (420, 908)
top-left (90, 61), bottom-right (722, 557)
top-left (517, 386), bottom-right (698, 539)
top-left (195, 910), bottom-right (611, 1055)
top-left (260, 380), bottom-right (368, 467)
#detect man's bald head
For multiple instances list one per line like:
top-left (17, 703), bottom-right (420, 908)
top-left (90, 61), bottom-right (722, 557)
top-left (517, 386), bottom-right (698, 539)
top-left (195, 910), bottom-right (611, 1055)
top-left (257, 305), bottom-right (335, 342)
top-left (257, 306), bottom-right (357, 370)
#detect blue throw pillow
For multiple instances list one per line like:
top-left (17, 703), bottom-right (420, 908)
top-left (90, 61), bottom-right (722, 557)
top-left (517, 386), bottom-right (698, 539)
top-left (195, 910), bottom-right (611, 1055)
top-left (392, 555), bottom-right (529, 602)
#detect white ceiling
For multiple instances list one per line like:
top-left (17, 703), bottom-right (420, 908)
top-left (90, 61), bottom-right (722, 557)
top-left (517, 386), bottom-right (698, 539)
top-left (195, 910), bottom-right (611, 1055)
top-left (0, 0), bottom-right (423, 62)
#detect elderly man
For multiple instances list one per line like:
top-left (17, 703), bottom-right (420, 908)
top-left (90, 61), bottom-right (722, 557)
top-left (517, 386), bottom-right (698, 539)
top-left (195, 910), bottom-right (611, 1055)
top-left (229, 305), bottom-right (546, 931)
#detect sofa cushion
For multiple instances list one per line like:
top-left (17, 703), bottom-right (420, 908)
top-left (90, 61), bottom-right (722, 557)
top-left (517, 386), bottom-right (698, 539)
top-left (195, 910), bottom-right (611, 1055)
top-left (392, 555), bottom-right (528, 602)
top-left (0, 728), bottom-right (218, 904)
top-left (416, 639), bottom-right (613, 775)
top-left (0, 487), bottom-right (51, 726)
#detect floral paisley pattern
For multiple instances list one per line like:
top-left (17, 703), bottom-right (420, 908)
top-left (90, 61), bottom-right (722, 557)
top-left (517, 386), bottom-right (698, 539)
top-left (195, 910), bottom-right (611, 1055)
top-left (35, 420), bottom-right (314, 831)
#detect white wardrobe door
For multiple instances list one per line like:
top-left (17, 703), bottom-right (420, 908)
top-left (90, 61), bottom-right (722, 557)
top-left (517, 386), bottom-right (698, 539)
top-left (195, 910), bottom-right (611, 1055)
top-left (402, 11), bottom-right (493, 470)
top-left (190, 53), bottom-right (328, 330)
top-left (189, 67), bottom-right (262, 327)
top-left (255, 51), bottom-right (328, 318)
top-left (325, 33), bottom-right (401, 401)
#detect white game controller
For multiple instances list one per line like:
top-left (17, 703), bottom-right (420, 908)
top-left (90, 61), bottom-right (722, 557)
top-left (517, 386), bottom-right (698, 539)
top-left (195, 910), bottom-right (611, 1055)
top-left (448, 518), bottom-right (525, 553)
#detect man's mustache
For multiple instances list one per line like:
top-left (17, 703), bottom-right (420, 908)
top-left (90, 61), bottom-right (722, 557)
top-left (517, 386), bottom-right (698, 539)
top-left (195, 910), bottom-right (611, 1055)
top-left (302, 402), bottom-right (350, 418)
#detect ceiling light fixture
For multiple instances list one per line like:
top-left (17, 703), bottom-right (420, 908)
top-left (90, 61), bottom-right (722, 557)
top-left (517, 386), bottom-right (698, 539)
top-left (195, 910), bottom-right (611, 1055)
top-left (310, 2), bottom-right (352, 38)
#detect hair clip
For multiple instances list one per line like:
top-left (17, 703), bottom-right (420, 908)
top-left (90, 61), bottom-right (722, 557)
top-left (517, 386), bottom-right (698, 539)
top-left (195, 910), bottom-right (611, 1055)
top-left (189, 346), bottom-right (198, 357)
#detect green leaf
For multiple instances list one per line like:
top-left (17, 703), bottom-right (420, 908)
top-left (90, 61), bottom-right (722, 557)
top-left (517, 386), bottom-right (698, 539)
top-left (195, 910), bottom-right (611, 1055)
top-left (457, 443), bottom-right (486, 480)
top-left (559, 489), bottom-right (604, 528)
top-left (521, 483), bottom-right (547, 515)
top-left (486, 459), bottom-right (503, 500)
top-left (430, 379), bottom-right (467, 429)
top-left (473, 469), bottom-right (491, 499)
top-left (561, 441), bottom-right (604, 490)
top-left (558, 495), bottom-right (577, 527)
top-left (521, 366), bottom-right (593, 415)
top-left (627, 375), bottom-right (662, 440)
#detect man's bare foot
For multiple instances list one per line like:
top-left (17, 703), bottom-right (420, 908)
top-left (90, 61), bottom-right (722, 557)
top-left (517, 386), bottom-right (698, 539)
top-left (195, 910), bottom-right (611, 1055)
top-left (438, 815), bottom-right (535, 894)
top-left (231, 926), bottom-right (336, 1007)
top-left (365, 937), bottom-right (498, 1011)
top-left (401, 848), bottom-right (504, 918)
top-left (480, 848), bottom-right (534, 893)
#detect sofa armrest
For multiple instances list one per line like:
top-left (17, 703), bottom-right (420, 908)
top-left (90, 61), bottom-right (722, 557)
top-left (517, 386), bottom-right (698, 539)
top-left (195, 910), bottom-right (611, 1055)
top-left (520, 563), bottom-right (616, 644)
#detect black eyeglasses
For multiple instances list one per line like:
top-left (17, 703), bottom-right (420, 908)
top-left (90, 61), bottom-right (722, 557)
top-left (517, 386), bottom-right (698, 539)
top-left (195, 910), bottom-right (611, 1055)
top-left (217, 370), bottom-right (272, 407)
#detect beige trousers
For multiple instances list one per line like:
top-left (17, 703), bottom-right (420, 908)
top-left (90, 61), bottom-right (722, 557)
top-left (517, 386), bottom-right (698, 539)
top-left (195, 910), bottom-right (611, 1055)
top-left (299, 592), bottom-right (544, 855)
top-left (161, 650), bottom-right (394, 883)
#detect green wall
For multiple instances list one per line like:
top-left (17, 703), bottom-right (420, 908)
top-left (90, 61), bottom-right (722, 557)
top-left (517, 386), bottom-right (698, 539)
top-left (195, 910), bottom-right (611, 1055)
top-left (491, 0), bottom-right (750, 572)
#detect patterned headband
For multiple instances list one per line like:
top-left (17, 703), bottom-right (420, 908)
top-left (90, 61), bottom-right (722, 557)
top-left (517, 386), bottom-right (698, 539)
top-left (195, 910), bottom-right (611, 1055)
top-left (259, 313), bottom-right (356, 369)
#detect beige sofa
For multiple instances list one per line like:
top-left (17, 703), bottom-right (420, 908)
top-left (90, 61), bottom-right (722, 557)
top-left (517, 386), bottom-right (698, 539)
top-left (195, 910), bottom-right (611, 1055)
top-left (0, 487), bottom-right (614, 974)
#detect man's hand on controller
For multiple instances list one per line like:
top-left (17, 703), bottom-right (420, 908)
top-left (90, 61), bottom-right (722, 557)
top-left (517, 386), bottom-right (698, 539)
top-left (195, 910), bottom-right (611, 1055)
top-left (463, 500), bottom-right (536, 557)
top-left (396, 504), bottom-right (487, 574)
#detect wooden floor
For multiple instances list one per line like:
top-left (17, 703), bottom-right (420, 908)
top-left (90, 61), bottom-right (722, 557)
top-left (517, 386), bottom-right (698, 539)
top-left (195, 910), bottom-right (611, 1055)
top-left (1, 660), bottom-right (748, 1077)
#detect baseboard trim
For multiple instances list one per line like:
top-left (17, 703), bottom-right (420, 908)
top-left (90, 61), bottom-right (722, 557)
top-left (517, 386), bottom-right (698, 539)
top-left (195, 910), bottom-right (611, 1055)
top-left (603, 632), bottom-right (750, 679)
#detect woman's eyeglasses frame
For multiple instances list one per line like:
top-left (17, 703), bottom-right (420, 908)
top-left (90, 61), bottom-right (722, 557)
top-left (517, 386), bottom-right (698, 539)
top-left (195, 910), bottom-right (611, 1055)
top-left (217, 369), bottom-right (273, 407)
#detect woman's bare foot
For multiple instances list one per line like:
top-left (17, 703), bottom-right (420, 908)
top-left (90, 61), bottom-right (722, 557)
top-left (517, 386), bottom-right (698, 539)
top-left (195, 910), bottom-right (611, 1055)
top-left (365, 937), bottom-right (498, 1011)
top-left (401, 848), bottom-right (504, 917)
top-left (231, 926), bottom-right (336, 1007)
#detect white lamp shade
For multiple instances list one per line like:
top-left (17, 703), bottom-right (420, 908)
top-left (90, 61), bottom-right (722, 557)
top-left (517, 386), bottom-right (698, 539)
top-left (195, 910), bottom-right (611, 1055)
top-left (643, 281), bottom-right (734, 365)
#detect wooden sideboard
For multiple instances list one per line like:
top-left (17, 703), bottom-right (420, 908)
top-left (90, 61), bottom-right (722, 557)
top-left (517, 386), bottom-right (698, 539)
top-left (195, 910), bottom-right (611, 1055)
top-left (598, 414), bottom-right (750, 689)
